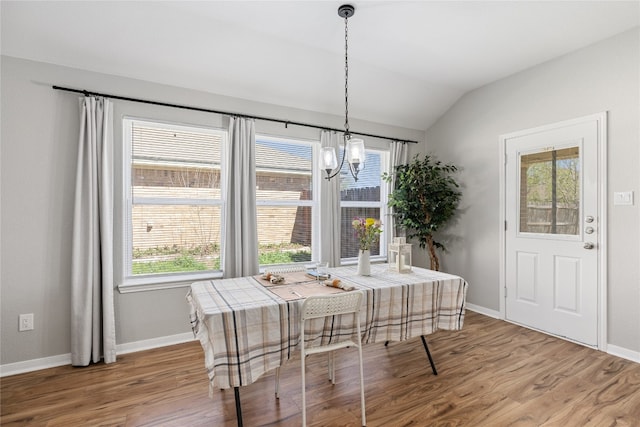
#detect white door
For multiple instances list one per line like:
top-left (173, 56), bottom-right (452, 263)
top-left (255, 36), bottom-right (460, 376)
top-left (504, 117), bottom-right (602, 347)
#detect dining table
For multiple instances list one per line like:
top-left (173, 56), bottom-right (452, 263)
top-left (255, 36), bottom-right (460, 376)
top-left (187, 263), bottom-right (468, 426)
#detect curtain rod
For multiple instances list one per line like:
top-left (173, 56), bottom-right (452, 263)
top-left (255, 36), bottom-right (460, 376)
top-left (52, 85), bottom-right (419, 144)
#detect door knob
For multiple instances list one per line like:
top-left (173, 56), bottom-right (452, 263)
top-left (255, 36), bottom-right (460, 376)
top-left (585, 227), bottom-right (594, 234)
top-left (585, 216), bottom-right (594, 223)
top-left (584, 242), bottom-right (595, 250)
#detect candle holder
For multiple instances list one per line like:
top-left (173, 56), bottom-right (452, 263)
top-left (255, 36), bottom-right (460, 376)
top-left (388, 237), bottom-right (412, 273)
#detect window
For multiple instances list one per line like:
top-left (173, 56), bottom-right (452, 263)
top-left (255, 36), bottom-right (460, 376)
top-left (122, 118), bottom-right (226, 284)
top-left (340, 149), bottom-right (388, 260)
top-left (519, 147), bottom-right (580, 235)
top-left (255, 136), bottom-right (316, 266)
top-left (119, 118), bottom-right (389, 287)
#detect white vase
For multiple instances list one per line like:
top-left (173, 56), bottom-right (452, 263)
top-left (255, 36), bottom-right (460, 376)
top-left (357, 249), bottom-right (371, 276)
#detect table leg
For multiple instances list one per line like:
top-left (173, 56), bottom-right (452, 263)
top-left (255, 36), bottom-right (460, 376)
top-left (234, 387), bottom-right (243, 427)
top-left (420, 335), bottom-right (438, 375)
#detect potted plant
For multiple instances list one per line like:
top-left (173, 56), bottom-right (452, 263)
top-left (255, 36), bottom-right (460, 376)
top-left (383, 154), bottom-right (461, 271)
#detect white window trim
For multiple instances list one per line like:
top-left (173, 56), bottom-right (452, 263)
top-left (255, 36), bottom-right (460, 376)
top-left (255, 133), bottom-right (319, 268)
top-left (340, 148), bottom-right (390, 264)
top-left (116, 123), bottom-right (390, 291)
top-left (118, 117), bottom-right (227, 293)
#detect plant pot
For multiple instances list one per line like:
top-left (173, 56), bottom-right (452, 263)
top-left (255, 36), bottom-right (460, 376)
top-left (357, 249), bottom-right (371, 276)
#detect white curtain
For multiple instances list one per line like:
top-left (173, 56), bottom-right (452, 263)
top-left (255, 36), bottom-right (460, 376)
top-left (319, 130), bottom-right (341, 267)
top-left (71, 96), bottom-right (116, 366)
top-left (388, 141), bottom-right (408, 240)
top-left (223, 117), bottom-right (259, 278)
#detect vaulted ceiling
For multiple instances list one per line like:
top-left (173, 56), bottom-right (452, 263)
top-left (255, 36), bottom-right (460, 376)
top-left (2, 1), bottom-right (638, 130)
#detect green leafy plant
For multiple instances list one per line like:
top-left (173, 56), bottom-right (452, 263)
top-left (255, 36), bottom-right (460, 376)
top-left (383, 154), bottom-right (461, 271)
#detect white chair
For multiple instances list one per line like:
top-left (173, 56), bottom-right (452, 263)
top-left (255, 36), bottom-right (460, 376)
top-left (275, 291), bottom-right (366, 427)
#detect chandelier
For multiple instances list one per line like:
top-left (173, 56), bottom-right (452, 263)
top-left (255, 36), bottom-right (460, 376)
top-left (321, 4), bottom-right (366, 182)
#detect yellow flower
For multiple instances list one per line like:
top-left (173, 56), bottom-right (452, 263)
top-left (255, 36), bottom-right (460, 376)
top-left (352, 217), bottom-right (383, 251)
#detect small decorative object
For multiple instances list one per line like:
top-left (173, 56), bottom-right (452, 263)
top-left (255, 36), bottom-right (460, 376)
top-left (324, 278), bottom-right (355, 291)
top-left (269, 274), bottom-right (285, 284)
top-left (388, 237), bottom-right (412, 273)
top-left (262, 272), bottom-right (285, 284)
top-left (352, 217), bottom-right (382, 276)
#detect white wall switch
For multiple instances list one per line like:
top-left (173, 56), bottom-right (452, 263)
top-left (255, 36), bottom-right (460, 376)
top-left (19, 313), bottom-right (34, 331)
top-left (613, 191), bottom-right (634, 206)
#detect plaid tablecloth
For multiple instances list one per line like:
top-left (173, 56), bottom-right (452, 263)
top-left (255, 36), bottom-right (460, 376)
top-left (187, 264), bottom-right (467, 390)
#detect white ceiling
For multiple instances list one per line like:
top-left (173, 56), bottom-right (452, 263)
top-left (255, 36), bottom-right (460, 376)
top-left (2, 1), bottom-right (639, 131)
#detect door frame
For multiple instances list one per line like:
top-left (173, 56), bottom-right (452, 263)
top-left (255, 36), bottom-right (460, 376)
top-left (498, 112), bottom-right (608, 350)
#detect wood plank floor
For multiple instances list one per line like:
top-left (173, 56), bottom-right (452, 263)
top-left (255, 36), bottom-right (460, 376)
top-left (2, 311), bottom-right (640, 426)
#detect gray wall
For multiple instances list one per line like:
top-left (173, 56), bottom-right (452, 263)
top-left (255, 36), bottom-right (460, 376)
top-left (0, 56), bottom-right (424, 365)
top-left (3, 27), bottom-right (638, 367)
top-left (424, 28), bottom-right (640, 352)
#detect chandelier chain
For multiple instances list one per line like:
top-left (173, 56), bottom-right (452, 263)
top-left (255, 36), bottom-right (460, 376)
top-left (344, 14), bottom-right (350, 137)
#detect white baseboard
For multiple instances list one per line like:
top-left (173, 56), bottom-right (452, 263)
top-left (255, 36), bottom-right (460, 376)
top-left (1, 332), bottom-right (196, 377)
top-left (465, 303), bottom-right (639, 365)
top-left (607, 344), bottom-right (640, 363)
top-left (115, 332), bottom-right (196, 355)
top-left (465, 303), bottom-right (501, 319)
top-left (0, 353), bottom-right (71, 377)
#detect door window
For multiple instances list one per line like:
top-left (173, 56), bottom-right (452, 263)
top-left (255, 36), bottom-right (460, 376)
top-left (519, 146), bottom-right (580, 235)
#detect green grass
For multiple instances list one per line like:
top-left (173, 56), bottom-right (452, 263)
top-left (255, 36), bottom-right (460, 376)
top-left (132, 254), bottom-right (209, 275)
top-left (259, 250), bottom-right (311, 265)
top-left (132, 249), bottom-right (311, 275)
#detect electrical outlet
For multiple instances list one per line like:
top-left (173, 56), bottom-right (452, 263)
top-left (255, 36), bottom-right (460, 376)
top-left (19, 313), bottom-right (34, 331)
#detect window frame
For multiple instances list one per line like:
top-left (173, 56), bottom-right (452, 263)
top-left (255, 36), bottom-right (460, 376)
top-left (116, 117), bottom-right (391, 292)
top-left (254, 134), bottom-right (320, 269)
top-left (340, 148), bottom-right (390, 264)
top-left (118, 117), bottom-right (228, 292)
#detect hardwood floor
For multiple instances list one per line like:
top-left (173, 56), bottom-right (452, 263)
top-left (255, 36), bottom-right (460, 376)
top-left (2, 311), bottom-right (639, 426)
